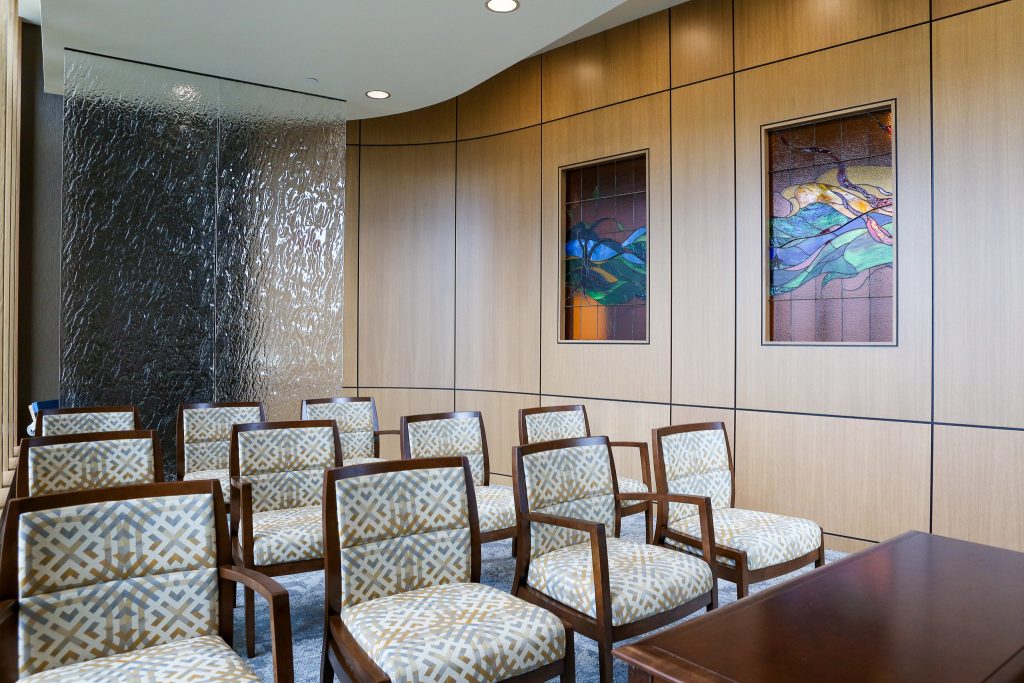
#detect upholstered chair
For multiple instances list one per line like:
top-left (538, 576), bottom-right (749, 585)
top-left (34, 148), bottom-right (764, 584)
top-left (400, 411), bottom-right (517, 549)
top-left (231, 420), bottom-right (343, 657)
top-left (321, 457), bottom-right (574, 683)
top-left (652, 422), bottom-right (824, 598)
top-left (176, 401), bottom-right (266, 502)
top-left (0, 480), bottom-right (293, 683)
top-left (519, 404), bottom-right (653, 542)
top-left (15, 430), bottom-right (162, 498)
top-left (37, 405), bottom-right (140, 436)
top-left (300, 397), bottom-right (399, 465)
top-left (513, 435), bottom-right (717, 683)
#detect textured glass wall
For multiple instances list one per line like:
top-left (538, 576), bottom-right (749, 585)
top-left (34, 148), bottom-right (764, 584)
top-left (61, 52), bottom-right (346, 477)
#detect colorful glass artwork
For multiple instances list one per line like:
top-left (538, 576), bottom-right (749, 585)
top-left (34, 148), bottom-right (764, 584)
top-left (563, 154), bottom-right (647, 341)
top-left (767, 106), bottom-right (895, 343)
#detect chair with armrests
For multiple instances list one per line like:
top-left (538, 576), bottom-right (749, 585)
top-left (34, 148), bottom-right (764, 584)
top-left (37, 405), bottom-right (141, 436)
top-left (518, 405), bottom-right (653, 542)
top-left (652, 422), bottom-right (824, 598)
top-left (15, 430), bottom-right (162, 498)
top-left (321, 456), bottom-right (574, 683)
top-left (0, 480), bottom-right (293, 683)
top-left (231, 420), bottom-right (343, 657)
top-left (512, 435), bottom-right (717, 683)
top-left (176, 402), bottom-right (267, 501)
top-left (300, 397), bottom-right (399, 464)
top-left (400, 411), bottom-right (517, 550)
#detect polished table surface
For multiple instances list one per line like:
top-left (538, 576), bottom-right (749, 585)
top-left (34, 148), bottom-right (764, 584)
top-left (614, 532), bottom-right (1024, 682)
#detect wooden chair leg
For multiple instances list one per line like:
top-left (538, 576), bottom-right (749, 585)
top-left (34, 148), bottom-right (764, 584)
top-left (320, 633), bottom-right (334, 683)
top-left (644, 504), bottom-right (653, 544)
top-left (597, 634), bottom-right (615, 683)
top-left (560, 625), bottom-right (576, 683)
top-left (512, 536), bottom-right (518, 558)
top-left (709, 581), bottom-right (719, 611)
top-left (614, 508), bottom-right (624, 538)
top-left (735, 575), bottom-right (748, 599)
top-left (244, 586), bottom-right (256, 657)
top-left (816, 543), bottom-right (826, 567)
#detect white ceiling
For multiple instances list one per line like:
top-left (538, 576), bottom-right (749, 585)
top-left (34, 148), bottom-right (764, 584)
top-left (33, 0), bottom-right (681, 119)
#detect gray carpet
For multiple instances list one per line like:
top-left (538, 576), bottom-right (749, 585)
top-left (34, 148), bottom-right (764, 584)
top-left (236, 516), bottom-right (843, 682)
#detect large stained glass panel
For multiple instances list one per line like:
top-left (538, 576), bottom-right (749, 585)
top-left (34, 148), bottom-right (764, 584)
top-left (766, 105), bottom-right (895, 343)
top-left (562, 153), bottom-right (648, 342)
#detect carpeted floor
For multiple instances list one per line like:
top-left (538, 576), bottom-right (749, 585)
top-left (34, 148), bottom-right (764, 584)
top-left (237, 515), bottom-right (843, 682)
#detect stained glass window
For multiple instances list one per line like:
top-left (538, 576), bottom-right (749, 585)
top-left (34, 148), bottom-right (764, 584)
top-left (766, 105), bottom-right (895, 344)
top-left (562, 153), bottom-right (648, 342)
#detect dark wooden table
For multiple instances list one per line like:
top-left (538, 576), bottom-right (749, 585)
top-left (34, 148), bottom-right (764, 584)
top-left (614, 531), bottom-right (1024, 682)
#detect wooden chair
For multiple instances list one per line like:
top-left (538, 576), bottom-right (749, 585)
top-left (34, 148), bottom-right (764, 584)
top-left (0, 480), bottom-right (293, 683)
top-left (652, 422), bottom-right (824, 598)
top-left (512, 435), bottom-right (717, 683)
top-left (519, 404), bottom-right (653, 542)
top-left (231, 420), bottom-right (343, 657)
top-left (15, 430), bottom-right (162, 498)
top-left (176, 401), bottom-right (266, 501)
top-left (300, 396), bottom-right (399, 464)
top-left (321, 457), bottom-right (575, 683)
top-left (37, 405), bottom-right (140, 436)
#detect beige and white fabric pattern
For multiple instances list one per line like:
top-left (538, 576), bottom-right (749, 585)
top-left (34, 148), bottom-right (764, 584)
top-left (523, 410), bottom-right (587, 444)
top-left (343, 582), bottom-right (565, 683)
top-left (245, 506), bottom-right (324, 566)
top-left (26, 437), bottom-right (154, 496)
top-left (305, 401), bottom-right (376, 461)
top-left (617, 476), bottom-right (649, 502)
top-left (661, 428), bottom-right (732, 523)
top-left (41, 410), bottom-right (136, 436)
top-left (474, 484), bottom-right (517, 534)
top-left (405, 416), bottom-right (486, 485)
top-left (181, 405), bottom-right (263, 474)
top-left (237, 425), bottom-right (336, 513)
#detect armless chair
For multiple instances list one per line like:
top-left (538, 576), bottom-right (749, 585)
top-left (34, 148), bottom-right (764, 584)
top-left (37, 405), bottom-right (140, 436)
top-left (177, 402), bottom-right (266, 502)
top-left (652, 422), bottom-right (824, 598)
top-left (231, 420), bottom-right (342, 657)
top-left (400, 411), bottom-right (517, 549)
top-left (321, 457), bottom-right (574, 683)
top-left (0, 480), bottom-right (293, 683)
top-left (512, 436), bottom-right (717, 683)
top-left (519, 405), bottom-right (653, 542)
top-left (300, 397), bottom-right (399, 465)
top-left (15, 430), bottom-right (162, 498)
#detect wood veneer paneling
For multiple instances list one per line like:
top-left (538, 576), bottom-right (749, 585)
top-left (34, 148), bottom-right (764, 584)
top-left (358, 143), bottom-right (455, 388)
top-left (361, 388), bottom-right (455, 460)
top-left (825, 535), bottom-right (877, 554)
top-left (457, 57), bottom-right (541, 140)
top-left (933, 0), bottom-right (1024, 429)
top-left (933, 0), bottom-right (1001, 18)
top-left (670, 0), bottom-right (733, 86)
top-left (343, 147), bottom-right (359, 387)
top-left (361, 99), bottom-right (456, 145)
top-left (346, 120), bottom-right (360, 145)
top-left (455, 390), bottom-right (539, 477)
top-left (669, 405), bottom-right (734, 439)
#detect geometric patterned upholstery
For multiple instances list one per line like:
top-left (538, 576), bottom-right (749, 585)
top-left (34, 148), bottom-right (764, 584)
top-left (404, 416), bottom-right (486, 486)
top-left (522, 410), bottom-right (588, 444)
top-left (474, 484), bottom-right (517, 535)
top-left (304, 400), bottom-right (376, 462)
top-left (41, 410), bottom-right (136, 436)
top-left (246, 506), bottom-right (323, 566)
top-left (182, 406), bottom-right (264, 474)
top-left (660, 428), bottom-right (733, 523)
top-left (25, 436), bottom-right (155, 496)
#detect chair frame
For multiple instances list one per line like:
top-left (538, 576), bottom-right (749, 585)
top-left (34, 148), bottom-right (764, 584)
top-left (230, 420), bottom-right (343, 657)
top-left (512, 435), bottom-right (717, 683)
top-left (37, 405), bottom-right (142, 436)
top-left (300, 397), bottom-right (400, 459)
top-left (652, 422), bottom-right (825, 598)
top-left (15, 430), bottom-right (164, 499)
top-left (518, 404), bottom-right (653, 542)
top-left (0, 480), bottom-right (294, 683)
top-left (176, 401), bottom-right (268, 482)
top-left (400, 411), bottom-right (515, 546)
top-left (320, 457), bottom-right (575, 683)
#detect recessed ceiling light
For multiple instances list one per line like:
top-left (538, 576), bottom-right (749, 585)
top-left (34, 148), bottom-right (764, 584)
top-left (365, 90), bottom-right (390, 99)
top-left (486, 0), bottom-right (519, 13)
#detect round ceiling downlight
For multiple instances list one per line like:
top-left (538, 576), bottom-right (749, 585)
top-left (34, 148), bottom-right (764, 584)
top-left (485, 0), bottom-right (519, 13)
top-left (365, 90), bottom-right (390, 99)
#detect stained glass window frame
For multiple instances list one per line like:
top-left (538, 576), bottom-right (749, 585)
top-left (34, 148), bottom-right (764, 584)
top-left (559, 150), bottom-right (651, 344)
top-left (761, 100), bottom-right (898, 347)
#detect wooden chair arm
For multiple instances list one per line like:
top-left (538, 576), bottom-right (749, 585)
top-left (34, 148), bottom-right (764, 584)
top-left (374, 429), bottom-right (400, 437)
top-left (608, 440), bottom-right (653, 488)
top-left (524, 511), bottom-right (605, 535)
top-left (219, 566), bottom-right (294, 683)
top-left (617, 492), bottom-right (717, 564)
top-left (228, 477), bottom-right (254, 564)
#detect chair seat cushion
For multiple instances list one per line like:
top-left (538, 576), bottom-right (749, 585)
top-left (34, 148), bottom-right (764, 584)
top-left (528, 536), bottom-right (713, 627)
top-left (342, 456), bottom-right (380, 467)
top-left (617, 477), bottom-right (649, 507)
top-left (667, 507), bottom-right (821, 570)
top-left (248, 506), bottom-right (323, 566)
top-left (19, 634), bottom-right (261, 682)
top-left (183, 468), bottom-right (230, 502)
top-left (342, 582), bottom-right (565, 683)
top-left (475, 484), bottom-right (516, 534)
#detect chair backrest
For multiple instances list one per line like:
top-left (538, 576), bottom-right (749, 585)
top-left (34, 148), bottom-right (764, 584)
top-left (232, 421), bottom-right (340, 513)
top-left (653, 423), bottom-right (734, 523)
top-left (514, 436), bottom-right (618, 561)
top-left (518, 404), bottom-right (590, 445)
top-left (177, 402), bottom-right (266, 478)
top-left (37, 405), bottom-right (140, 437)
top-left (301, 397), bottom-right (378, 461)
top-left (0, 481), bottom-right (231, 679)
top-left (17, 431), bottom-right (162, 498)
top-left (401, 412), bottom-right (489, 487)
top-left (324, 457), bottom-right (479, 611)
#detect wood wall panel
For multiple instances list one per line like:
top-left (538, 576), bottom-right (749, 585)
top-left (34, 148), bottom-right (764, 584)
top-left (358, 144), bottom-right (456, 387)
top-left (933, 426), bottom-right (1024, 552)
top-left (346, 120), bottom-right (360, 145)
top-left (670, 0), bottom-right (733, 86)
top-left (457, 57), bottom-right (541, 140)
top-left (361, 99), bottom-right (456, 145)
top-left (825, 535), bottom-right (876, 554)
top-left (735, 411), bottom-right (931, 542)
top-left (669, 405), bottom-right (734, 440)
top-left (735, 29), bottom-right (932, 421)
top-left (734, 0), bottom-right (929, 69)
top-left (540, 94), bottom-right (672, 403)
top-left (933, 0), bottom-right (1000, 18)
top-left (456, 390), bottom-right (539, 478)
top-left (933, 0), bottom-right (1024, 429)
top-left (362, 388), bottom-right (455, 459)
top-left (542, 12), bottom-right (670, 122)
top-left (343, 147), bottom-right (359, 387)
top-left (670, 76), bottom-right (734, 408)
top-left (456, 129), bottom-right (541, 393)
